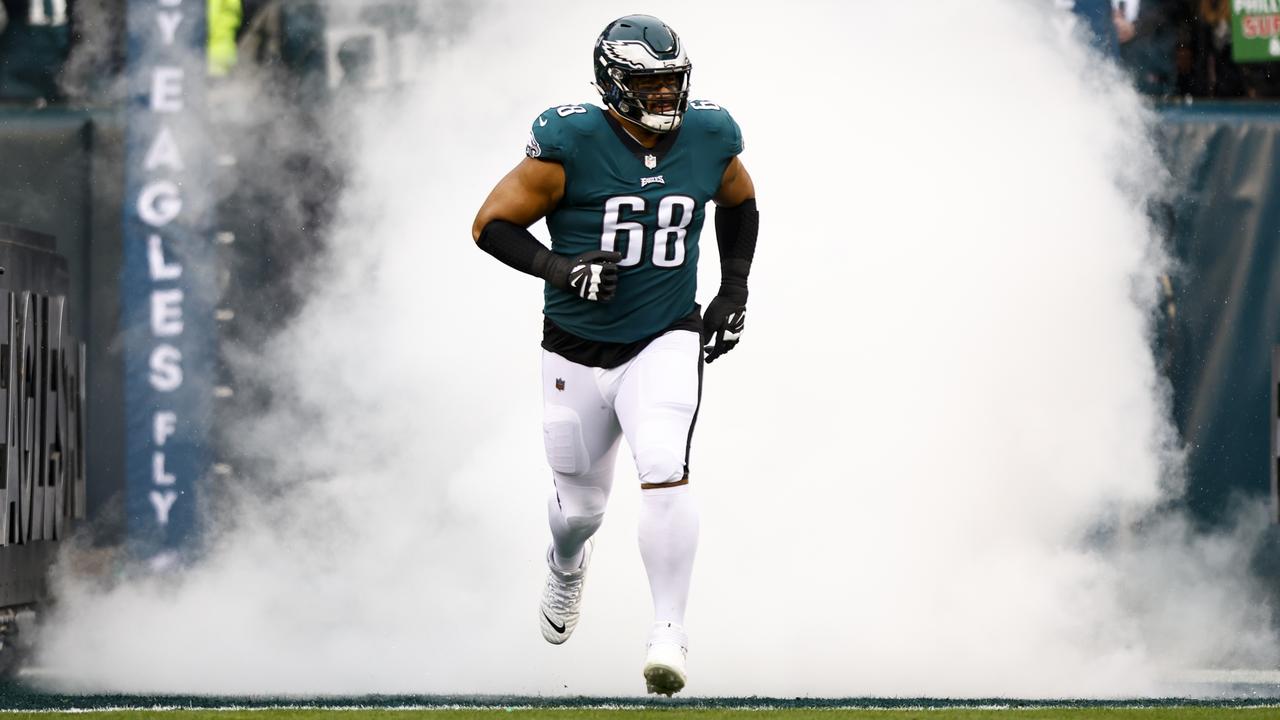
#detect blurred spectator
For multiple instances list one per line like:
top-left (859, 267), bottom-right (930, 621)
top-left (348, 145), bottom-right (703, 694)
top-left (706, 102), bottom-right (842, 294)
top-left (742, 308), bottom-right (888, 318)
top-left (209, 0), bottom-right (243, 78)
top-left (1113, 1), bottom-right (1139, 44)
top-left (1115, 0), bottom-right (1180, 95)
top-left (0, 0), bottom-right (73, 103)
top-left (1185, 0), bottom-right (1248, 96)
top-left (1066, 0), bottom-right (1122, 57)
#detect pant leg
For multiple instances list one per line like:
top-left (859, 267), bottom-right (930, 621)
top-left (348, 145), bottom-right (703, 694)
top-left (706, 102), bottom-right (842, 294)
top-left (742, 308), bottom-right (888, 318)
top-left (613, 330), bottom-right (703, 625)
top-left (613, 330), bottom-right (703, 487)
top-left (542, 350), bottom-right (623, 567)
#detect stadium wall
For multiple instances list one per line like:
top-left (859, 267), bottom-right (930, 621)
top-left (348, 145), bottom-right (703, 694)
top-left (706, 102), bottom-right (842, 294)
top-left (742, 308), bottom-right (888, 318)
top-left (1157, 102), bottom-right (1280, 527)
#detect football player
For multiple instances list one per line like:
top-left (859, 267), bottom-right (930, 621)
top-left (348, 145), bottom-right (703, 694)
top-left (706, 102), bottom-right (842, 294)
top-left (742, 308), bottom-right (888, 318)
top-left (471, 14), bottom-right (758, 696)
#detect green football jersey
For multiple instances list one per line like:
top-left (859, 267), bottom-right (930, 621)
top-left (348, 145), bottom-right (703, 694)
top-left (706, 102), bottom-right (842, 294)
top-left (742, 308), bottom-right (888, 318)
top-left (526, 101), bottom-right (744, 344)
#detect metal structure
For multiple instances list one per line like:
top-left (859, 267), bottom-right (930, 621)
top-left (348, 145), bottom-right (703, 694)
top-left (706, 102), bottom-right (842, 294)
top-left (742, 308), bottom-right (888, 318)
top-left (0, 224), bottom-right (86, 609)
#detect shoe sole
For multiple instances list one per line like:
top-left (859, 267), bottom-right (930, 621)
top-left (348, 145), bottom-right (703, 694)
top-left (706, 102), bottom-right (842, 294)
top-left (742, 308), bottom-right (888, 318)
top-left (643, 663), bottom-right (686, 696)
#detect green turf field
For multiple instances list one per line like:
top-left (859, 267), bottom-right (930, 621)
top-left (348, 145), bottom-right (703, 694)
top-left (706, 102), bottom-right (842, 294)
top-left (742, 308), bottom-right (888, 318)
top-left (1, 687), bottom-right (1278, 719)
top-left (2, 709), bottom-right (1280, 720)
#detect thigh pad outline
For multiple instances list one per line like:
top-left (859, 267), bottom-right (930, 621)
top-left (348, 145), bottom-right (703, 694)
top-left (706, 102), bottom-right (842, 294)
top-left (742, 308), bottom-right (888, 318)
top-left (543, 404), bottom-right (592, 476)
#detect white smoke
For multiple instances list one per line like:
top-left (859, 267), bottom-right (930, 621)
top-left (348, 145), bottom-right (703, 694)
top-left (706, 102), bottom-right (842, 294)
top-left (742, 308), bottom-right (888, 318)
top-left (38, 0), bottom-right (1278, 698)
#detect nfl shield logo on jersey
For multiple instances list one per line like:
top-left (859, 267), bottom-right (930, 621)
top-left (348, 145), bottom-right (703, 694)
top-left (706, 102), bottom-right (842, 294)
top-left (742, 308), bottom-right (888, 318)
top-left (644, 154), bottom-right (657, 170)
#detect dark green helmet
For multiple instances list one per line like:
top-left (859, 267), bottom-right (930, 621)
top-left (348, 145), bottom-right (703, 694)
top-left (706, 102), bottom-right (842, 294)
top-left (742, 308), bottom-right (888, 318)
top-left (592, 15), bottom-right (692, 133)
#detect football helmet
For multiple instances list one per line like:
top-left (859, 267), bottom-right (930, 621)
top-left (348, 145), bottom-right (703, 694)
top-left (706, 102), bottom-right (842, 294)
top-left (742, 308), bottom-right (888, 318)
top-left (593, 15), bottom-right (692, 133)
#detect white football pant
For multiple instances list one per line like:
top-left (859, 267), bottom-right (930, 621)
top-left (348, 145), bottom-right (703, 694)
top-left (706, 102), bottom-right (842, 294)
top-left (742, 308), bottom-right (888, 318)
top-left (542, 329), bottom-right (702, 626)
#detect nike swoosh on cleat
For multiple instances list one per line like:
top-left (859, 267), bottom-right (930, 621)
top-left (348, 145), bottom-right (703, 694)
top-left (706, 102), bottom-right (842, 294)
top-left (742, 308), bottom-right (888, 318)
top-left (542, 610), bottom-right (566, 634)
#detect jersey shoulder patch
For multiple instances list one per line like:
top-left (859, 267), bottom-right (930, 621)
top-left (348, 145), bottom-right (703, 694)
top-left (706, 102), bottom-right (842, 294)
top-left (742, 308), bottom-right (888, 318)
top-left (526, 103), bottom-right (602, 162)
top-left (685, 99), bottom-right (744, 157)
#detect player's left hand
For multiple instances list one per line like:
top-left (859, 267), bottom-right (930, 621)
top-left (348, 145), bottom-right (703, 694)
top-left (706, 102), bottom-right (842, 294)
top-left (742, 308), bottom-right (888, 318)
top-left (567, 250), bottom-right (622, 302)
top-left (701, 292), bottom-right (747, 363)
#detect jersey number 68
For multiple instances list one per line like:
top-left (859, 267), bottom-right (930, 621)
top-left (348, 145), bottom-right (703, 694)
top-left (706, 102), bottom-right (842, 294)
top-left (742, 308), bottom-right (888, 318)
top-left (601, 195), bottom-right (696, 269)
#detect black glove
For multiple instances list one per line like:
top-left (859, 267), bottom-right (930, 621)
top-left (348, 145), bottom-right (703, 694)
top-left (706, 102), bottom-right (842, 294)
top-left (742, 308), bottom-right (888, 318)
top-left (701, 284), bottom-right (747, 363)
top-left (545, 250), bottom-right (622, 302)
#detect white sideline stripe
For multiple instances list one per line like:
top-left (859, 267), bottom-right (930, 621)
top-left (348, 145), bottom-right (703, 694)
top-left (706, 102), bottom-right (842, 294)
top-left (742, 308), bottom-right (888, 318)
top-left (5, 704), bottom-right (1280, 714)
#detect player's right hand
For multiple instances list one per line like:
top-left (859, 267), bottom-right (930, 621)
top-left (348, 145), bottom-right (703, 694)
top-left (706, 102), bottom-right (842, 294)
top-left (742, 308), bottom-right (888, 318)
top-left (564, 251), bottom-right (622, 302)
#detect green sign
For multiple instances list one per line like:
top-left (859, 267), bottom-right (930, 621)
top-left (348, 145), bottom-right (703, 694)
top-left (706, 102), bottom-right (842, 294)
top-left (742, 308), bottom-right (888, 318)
top-left (1234, 1), bottom-right (1280, 63)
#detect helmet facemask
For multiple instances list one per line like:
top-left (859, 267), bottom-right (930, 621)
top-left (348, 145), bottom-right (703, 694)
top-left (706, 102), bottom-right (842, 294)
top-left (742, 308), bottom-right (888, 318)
top-left (602, 66), bottom-right (691, 134)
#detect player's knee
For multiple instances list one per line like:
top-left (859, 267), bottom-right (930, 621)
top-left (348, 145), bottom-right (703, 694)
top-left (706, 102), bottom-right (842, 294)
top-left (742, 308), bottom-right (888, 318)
top-left (543, 405), bottom-right (590, 476)
top-left (635, 447), bottom-right (685, 486)
top-left (565, 511), bottom-right (605, 537)
top-left (548, 488), bottom-right (606, 539)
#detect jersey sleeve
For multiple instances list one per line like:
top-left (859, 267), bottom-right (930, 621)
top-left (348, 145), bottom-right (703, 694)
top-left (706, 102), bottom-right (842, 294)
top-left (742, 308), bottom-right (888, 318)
top-left (525, 106), bottom-right (576, 163)
top-left (689, 100), bottom-right (744, 159)
top-left (722, 108), bottom-right (745, 157)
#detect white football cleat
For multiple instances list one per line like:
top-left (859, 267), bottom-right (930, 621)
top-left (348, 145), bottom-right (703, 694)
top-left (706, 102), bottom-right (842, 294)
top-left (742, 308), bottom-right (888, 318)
top-left (643, 621), bottom-right (688, 696)
top-left (539, 540), bottom-right (592, 644)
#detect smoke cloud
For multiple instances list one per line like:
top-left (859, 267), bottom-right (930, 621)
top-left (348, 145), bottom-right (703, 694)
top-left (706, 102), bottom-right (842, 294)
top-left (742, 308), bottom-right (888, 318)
top-left (38, 0), bottom-right (1279, 698)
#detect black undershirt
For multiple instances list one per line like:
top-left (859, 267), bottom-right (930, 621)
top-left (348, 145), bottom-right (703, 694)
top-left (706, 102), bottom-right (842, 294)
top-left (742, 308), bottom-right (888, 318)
top-left (542, 308), bottom-right (703, 369)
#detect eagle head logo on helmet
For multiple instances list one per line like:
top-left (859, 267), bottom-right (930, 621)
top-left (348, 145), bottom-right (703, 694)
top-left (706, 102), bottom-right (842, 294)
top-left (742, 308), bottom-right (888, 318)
top-left (593, 15), bottom-right (692, 134)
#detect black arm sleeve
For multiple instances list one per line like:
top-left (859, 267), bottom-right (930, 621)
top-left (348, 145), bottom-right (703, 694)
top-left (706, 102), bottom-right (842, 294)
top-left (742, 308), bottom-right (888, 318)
top-left (713, 198), bottom-right (759, 294)
top-left (476, 220), bottom-right (570, 289)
